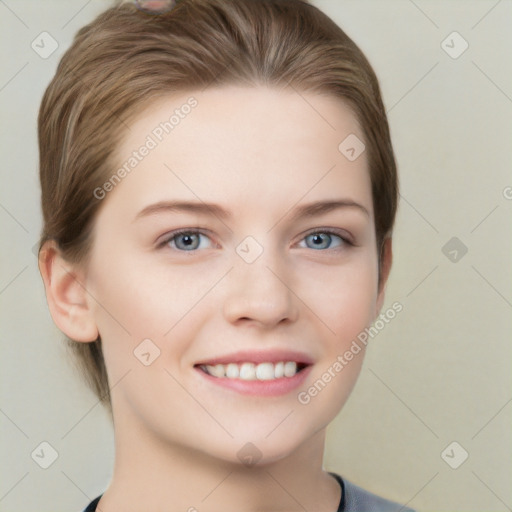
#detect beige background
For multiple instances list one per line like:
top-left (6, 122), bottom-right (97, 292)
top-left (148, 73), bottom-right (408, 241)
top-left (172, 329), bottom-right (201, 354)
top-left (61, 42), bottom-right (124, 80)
top-left (1, 1), bottom-right (511, 511)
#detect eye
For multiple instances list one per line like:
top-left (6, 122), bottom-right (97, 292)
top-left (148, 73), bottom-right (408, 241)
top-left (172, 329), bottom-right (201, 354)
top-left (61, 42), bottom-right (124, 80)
top-left (160, 230), bottom-right (214, 251)
top-left (299, 230), bottom-right (348, 250)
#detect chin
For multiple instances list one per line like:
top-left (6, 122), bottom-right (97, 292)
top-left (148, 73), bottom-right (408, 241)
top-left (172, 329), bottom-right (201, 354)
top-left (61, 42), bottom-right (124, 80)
top-left (191, 432), bottom-right (306, 469)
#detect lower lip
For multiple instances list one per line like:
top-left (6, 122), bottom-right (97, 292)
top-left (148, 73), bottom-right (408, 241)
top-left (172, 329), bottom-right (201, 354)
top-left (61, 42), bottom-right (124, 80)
top-left (194, 365), bottom-right (313, 397)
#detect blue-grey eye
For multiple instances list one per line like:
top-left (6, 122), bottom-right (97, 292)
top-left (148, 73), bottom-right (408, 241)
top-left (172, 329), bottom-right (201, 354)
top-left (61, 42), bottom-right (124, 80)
top-left (169, 232), bottom-right (212, 251)
top-left (302, 232), bottom-right (343, 250)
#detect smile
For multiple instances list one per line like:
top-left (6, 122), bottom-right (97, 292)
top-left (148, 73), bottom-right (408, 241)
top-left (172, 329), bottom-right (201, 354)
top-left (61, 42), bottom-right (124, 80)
top-left (199, 361), bottom-right (309, 380)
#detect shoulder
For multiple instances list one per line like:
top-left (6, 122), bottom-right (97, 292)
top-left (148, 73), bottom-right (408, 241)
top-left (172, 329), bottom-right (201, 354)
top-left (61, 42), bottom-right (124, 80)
top-left (79, 494), bottom-right (102, 512)
top-left (342, 477), bottom-right (416, 512)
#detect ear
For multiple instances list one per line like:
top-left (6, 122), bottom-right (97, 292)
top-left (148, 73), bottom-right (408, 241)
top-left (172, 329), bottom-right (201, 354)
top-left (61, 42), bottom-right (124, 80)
top-left (375, 237), bottom-right (393, 317)
top-left (38, 240), bottom-right (99, 342)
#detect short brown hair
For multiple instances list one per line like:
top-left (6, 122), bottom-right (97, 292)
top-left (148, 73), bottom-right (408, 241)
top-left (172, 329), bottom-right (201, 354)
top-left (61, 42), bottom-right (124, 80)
top-left (37, 0), bottom-right (398, 413)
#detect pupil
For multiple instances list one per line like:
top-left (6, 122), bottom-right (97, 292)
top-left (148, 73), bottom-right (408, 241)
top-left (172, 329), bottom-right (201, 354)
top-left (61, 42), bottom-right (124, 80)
top-left (308, 233), bottom-right (330, 250)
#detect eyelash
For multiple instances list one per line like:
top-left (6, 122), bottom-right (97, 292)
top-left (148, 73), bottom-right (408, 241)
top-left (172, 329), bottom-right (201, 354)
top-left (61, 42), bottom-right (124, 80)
top-left (157, 228), bottom-right (354, 252)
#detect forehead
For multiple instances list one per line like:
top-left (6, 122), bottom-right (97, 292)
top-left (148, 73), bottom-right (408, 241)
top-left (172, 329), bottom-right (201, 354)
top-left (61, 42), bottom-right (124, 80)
top-left (106, 85), bottom-right (372, 221)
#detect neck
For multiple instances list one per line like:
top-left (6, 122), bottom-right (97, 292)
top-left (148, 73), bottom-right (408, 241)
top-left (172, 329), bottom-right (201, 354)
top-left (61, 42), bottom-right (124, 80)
top-left (98, 409), bottom-right (341, 512)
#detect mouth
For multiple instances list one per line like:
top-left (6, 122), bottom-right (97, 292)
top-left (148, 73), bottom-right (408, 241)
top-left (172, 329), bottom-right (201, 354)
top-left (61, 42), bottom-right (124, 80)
top-left (195, 361), bottom-right (311, 381)
top-left (193, 349), bottom-right (314, 396)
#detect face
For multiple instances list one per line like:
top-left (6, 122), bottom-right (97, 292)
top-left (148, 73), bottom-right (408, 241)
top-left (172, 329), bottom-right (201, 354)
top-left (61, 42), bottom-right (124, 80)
top-left (83, 86), bottom-right (384, 464)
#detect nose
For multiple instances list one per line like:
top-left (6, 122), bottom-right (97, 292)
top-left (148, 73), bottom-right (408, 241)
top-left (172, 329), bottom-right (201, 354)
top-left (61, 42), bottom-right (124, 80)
top-left (222, 252), bottom-right (299, 329)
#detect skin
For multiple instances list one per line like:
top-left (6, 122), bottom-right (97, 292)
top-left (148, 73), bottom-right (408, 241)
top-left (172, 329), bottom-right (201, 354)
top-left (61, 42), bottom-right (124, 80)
top-left (40, 85), bottom-right (392, 512)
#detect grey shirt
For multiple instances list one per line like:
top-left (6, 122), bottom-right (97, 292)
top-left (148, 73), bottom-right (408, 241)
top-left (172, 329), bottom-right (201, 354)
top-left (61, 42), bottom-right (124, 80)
top-left (330, 473), bottom-right (416, 511)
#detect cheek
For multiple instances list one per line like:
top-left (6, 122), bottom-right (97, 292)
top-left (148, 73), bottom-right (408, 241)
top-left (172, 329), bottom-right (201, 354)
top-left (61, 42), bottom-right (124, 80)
top-left (290, 256), bottom-right (377, 426)
top-left (86, 251), bottom-right (221, 372)
top-left (294, 251), bottom-right (379, 343)
top-left (89, 249), bottom-right (200, 327)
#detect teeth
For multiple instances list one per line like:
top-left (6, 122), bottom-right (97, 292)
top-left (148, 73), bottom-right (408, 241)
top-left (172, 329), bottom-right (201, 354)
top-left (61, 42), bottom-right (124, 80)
top-left (274, 361), bottom-right (284, 378)
top-left (210, 364), bottom-right (225, 378)
top-left (202, 361), bottom-right (302, 380)
top-left (284, 361), bottom-right (297, 377)
top-left (226, 363), bottom-right (239, 378)
top-left (256, 362), bottom-right (274, 380)
top-left (239, 362), bottom-right (256, 380)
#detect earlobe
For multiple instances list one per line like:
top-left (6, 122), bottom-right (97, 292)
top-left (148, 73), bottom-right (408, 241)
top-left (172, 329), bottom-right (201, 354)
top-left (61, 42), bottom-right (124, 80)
top-left (375, 237), bottom-right (393, 316)
top-left (38, 240), bottom-right (99, 343)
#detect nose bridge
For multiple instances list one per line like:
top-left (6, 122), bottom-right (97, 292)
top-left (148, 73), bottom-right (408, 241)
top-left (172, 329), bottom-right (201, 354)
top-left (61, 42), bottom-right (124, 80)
top-left (222, 241), bottom-right (298, 327)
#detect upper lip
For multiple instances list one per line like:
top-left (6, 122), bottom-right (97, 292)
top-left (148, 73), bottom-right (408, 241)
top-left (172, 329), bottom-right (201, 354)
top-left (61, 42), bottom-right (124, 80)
top-left (194, 349), bottom-right (314, 366)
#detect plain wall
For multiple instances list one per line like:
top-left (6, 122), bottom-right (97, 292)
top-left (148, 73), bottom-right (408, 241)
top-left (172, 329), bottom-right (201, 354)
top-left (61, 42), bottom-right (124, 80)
top-left (0, 1), bottom-right (510, 511)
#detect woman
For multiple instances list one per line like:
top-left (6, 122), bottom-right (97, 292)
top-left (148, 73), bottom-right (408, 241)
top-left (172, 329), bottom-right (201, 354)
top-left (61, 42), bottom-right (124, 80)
top-left (37, 0), bottom-right (412, 510)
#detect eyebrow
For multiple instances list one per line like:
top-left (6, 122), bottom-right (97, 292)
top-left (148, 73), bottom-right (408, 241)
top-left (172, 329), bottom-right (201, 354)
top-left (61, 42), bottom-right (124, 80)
top-left (133, 198), bottom-right (369, 223)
